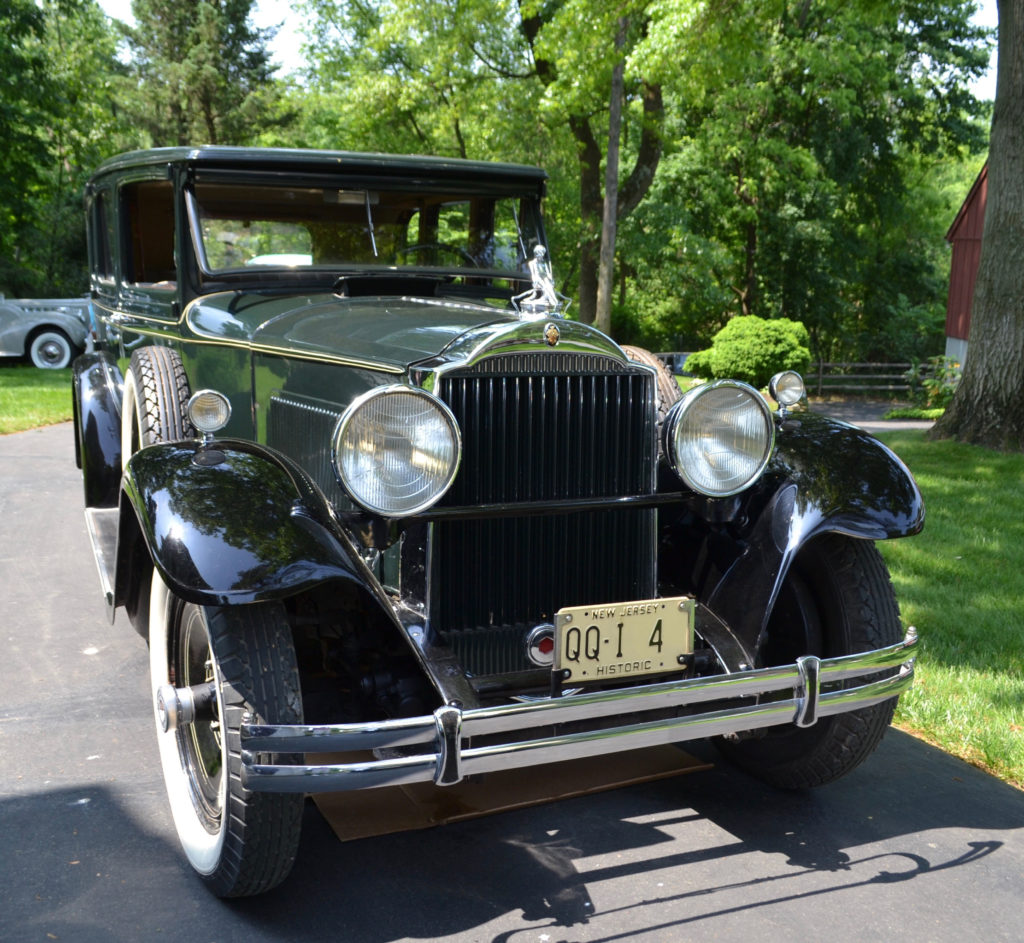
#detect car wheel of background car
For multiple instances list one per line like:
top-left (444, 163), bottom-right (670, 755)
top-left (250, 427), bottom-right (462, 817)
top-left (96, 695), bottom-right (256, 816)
top-left (28, 329), bottom-right (76, 369)
top-left (714, 534), bottom-right (903, 789)
top-left (149, 572), bottom-right (305, 897)
top-left (120, 346), bottom-right (195, 469)
top-left (621, 345), bottom-right (683, 423)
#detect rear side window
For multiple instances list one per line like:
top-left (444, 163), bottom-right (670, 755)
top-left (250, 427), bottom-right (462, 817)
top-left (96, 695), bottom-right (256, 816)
top-left (89, 190), bottom-right (116, 284)
top-left (121, 180), bottom-right (177, 286)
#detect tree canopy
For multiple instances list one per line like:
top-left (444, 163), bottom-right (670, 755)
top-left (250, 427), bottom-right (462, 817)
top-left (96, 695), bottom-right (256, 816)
top-left (0, 0), bottom-right (994, 369)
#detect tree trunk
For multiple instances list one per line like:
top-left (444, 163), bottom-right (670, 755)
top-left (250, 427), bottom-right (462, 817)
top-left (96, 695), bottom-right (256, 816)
top-left (596, 18), bottom-right (628, 337)
top-left (519, 8), bottom-right (663, 325)
top-left (572, 115), bottom-right (604, 325)
top-left (932, 0), bottom-right (1024, 450)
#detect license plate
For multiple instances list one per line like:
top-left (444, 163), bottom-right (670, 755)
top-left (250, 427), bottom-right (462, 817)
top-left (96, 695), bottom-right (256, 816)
top-left (554, 596), bottom-right (694, 683)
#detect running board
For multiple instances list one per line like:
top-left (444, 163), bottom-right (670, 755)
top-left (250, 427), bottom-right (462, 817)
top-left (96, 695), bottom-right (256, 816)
top-left (84, 507), bottom-right (119, 617)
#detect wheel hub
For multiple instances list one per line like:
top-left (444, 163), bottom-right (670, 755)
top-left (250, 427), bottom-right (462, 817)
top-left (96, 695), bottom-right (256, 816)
top-left (156, 681), bottom-right (217, 732)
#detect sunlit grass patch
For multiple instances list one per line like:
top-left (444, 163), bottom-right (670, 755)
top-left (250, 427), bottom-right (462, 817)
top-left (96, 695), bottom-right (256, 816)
top-left (0, 365), bottom-right (73, 434)
top-left (877, 430), bottom-right (1024, 788)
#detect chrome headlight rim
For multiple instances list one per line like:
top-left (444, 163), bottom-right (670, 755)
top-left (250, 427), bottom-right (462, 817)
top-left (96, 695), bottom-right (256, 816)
top-left (332, 385), bottom-right (462, 518)
top-left (663, 379), bottom-right (775, 497)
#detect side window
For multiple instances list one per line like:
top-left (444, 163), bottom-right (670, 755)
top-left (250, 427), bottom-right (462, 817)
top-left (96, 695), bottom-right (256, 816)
top-left (89, 190), bottom-right (116, 289)
top-left (121, 180), bottom-right (177, 286)
top-left (90, 191), bottom-right (114, 280)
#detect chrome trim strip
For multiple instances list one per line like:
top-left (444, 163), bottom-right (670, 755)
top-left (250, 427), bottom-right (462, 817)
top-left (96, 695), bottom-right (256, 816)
top-left (96, 298), bottom-right (406, 374)
top-left (240, 629), bottom-right (917, 794)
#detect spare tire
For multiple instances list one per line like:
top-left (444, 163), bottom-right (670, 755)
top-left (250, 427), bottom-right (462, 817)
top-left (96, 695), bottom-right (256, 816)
top-left (621, 344), bottom-right (683, 423)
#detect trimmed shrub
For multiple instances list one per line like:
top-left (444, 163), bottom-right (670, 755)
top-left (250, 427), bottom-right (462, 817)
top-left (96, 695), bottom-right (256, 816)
top-left (685, 316), bottom-right (811, 389)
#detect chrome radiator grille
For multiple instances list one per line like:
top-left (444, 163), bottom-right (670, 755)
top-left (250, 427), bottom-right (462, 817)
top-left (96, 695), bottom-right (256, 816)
top-left (431, 353), bottom-right (657, 673)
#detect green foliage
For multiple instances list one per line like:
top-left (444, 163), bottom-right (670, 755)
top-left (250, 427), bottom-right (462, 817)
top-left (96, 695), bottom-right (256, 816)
top-left (684, 316), bottom-right (810, 388)
top-left (883, 406), bottom-right (946, 420)
top-left (915, 355), bottom-right (964, 409)
top-left (0, 0), bottom-right (997, 364)
top-left (124, 0), bottom-right (283, 145)
top-left (622, 0), bottom-right (991, 362)
top-left (1, 0), bottom-right (137, 297)
top-left (0, 0), bottom-right (50, 293)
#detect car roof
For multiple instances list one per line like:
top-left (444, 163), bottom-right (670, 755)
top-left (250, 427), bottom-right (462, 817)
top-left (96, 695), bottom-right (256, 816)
top-left (88, 146), bottom-right (548, 187)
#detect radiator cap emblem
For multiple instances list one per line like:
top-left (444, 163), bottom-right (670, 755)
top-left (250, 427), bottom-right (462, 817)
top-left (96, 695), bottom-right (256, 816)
top-left (544, 322), bottom-right (560, 346)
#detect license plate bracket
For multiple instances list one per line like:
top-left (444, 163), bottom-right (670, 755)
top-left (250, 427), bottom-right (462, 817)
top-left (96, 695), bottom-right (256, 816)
top-left (553, 596), bottom-right (695, 684)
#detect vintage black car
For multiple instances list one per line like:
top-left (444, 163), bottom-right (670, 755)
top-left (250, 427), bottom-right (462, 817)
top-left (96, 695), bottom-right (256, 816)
top-left (72, 146), bottom-right (923, 898)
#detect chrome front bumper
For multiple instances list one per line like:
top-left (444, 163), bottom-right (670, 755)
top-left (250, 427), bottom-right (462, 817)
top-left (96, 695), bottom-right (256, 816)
top-left (240, 629), bottom-right (917, 794)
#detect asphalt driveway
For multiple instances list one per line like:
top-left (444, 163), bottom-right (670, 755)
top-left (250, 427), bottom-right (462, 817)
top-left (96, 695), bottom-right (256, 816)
top-left (1, 422), bottom-right (1021, 943)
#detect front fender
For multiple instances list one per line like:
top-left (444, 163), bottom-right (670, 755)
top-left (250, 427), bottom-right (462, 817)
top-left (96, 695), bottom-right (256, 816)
top-left (118, 439), bottom-right (363, 607)
top-left (702, 413), bottom-right (923, 668)
top-left (72, 351), bottom-right (123, 507)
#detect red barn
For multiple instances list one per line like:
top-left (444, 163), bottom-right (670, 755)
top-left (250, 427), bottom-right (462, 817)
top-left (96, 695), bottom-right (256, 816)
top-left (945, 163), bottom-right (988, 365)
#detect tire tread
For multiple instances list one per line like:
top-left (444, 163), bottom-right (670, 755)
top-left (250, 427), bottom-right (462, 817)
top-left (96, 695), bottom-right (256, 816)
top-left (128, 346), bottom-right (195, 445)
top-left (203, 603), bottom-right (303, 898)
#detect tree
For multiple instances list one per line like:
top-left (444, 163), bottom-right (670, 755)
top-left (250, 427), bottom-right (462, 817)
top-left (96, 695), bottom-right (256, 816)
top-left (595, 17), bottom-right (628, 336)
top-left (620, 0), bottom-right (990, 360)
top-left (521, 0), bottom-right (666, 324)
top-left (0, 1), bottom-right (51, 294)
top-left (1, 0), bottom-right (135, 297)
top-left (291, 0), bottom-right (989, 358)
top-left (125, 0), bottom-right (281, 145)
top-left (932, 0), bottom-right (1024, 449)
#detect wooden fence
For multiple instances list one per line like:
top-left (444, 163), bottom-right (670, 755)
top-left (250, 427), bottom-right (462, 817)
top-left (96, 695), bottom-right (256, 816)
top-left (655, 354), bottom-right (925, 397)
top-left (811, 362), bottom-right (922, 396)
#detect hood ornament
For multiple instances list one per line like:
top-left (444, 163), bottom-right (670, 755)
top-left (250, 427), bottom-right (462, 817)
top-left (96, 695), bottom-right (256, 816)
top-left (513, 245), bottom-right (569, 320)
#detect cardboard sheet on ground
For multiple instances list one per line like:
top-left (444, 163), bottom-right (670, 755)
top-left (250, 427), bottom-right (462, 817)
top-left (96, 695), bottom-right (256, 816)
top-left (314, 745), bottom-right (711, 841)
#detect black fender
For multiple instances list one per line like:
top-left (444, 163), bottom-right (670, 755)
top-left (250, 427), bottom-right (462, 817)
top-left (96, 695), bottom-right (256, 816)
top-left (72, 351), bottom-right (123, 508)
top-left (699, 413), bottom-right (924, 670)
top-left (115, 439), bottom-right (370, 612)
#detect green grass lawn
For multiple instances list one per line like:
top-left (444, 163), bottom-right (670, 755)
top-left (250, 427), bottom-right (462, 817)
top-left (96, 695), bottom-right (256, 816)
top-left (876, 430), bottom-right (1024, 789)
top-left (0, 364), bottom-right (73, 434)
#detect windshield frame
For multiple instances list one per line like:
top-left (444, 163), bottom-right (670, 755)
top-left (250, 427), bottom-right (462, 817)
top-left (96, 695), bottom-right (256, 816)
top-left (184, 171), bottom-right (548, 295)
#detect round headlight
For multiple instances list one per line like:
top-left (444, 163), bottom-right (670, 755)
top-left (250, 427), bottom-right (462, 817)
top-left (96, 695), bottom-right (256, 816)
top-left (187, 389), bottom-right (231, 434)
top-left (769, 370), bottom-right (806, 408)
top-left (664, 381), bottom-right (774, 496)
top-left (332, 386), bottom-right (461, 516)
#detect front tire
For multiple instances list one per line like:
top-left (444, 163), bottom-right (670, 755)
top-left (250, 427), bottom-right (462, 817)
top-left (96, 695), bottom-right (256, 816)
top-left (716, 534), bottom-right (903, 789)
top-left (149, 573), bottom-right (305, 897)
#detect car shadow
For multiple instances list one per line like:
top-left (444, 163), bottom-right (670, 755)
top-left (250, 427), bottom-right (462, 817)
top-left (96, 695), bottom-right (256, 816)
top-left (229, 729), bottom-right (1023, 941)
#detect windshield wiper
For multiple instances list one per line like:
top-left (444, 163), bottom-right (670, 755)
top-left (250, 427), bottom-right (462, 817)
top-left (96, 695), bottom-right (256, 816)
top-left (365, 191), bottom-right (378, 258)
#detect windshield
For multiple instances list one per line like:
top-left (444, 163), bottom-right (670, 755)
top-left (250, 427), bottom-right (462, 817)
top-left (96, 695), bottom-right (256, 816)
top-left (189, 181), bottom-right (546, 283)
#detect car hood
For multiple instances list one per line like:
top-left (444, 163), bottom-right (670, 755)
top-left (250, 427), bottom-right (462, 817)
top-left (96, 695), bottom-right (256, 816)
top-left (186, 292), bottom-right (520, 372)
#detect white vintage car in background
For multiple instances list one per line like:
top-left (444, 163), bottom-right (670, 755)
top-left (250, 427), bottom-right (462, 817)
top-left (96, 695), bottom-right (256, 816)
top-left (0, 295), bottom-right (90, 368)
